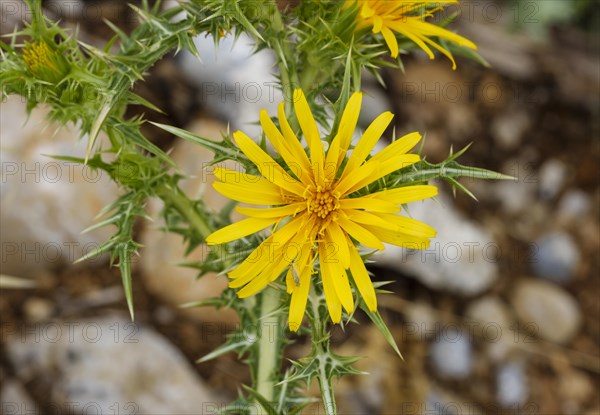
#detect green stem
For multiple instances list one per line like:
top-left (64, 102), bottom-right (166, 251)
top-left (156, 184), bottom-right (213, 239)
top-left (299, 62), bottom-right (320, 92)
top-left (309, 288), bottom-right (337, 415)
top-left (267, 0), bottom-right (300, 130)
top-left (317, 356), bottom-right (336, 415)
top-left (255, 288), bottom-right (282, 411)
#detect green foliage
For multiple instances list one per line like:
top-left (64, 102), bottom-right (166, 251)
top-left (1, 1), bottom-right (504, 414)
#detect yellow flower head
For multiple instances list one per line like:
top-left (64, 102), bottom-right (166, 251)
top-left (206, 90), bottom-right (437, 331)
top-left (22, 40), bottom-right (68, 83)
top-left (350, 0), bottom-right (477, 69)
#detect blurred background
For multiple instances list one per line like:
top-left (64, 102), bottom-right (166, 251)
top-left (1, 0), bottom-right (598, 414)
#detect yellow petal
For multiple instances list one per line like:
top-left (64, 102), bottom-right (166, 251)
top-left (293, 89), bottom-right (324, 178)
top-left (368, 185), bottom-right (438, 205)
top-left (324, 132), bottom-right (342, 183)
top-left (277, 102), bottom-right (313, 177)
top-left (259, 110), bottom-right (313, 186)
top-left (381, 26), bottom-right (399, 58)
top-left (364, 225), bottom-right (431, 249)
top-left (336, 92), bottom-right (363, 157)
top-left (360, 3), bottom-right (375, 19)
top-left (387, 20), bottom-right (435, 60)
top-left (335, 161), bottom-right (377, 196)
top-left (343, 209), bottom-right (395, 229)
top-left (347, 154), bottom-right (420, 194)
top-left (241, 231), bottom-right (309, 295)
top-left (339, 197), bottom-right (400, 213)
top-left (233, 131), bottom-right (306, 196)
top-left (286, 267), bottom-right (296, 294)
top-left (337, 215), bottom-right (385, 250)
top-left (324, 223), bottom-right (350, 269)
top-left (288, 266), bottom-right (311, 332)
top-left (349, 247), bottom-right (377, 311)
top-left (327, 252), bottom-right (354, 314)
top-left (369, 132), bottom-right (422, 164)
top-left (228, 215), bottom-right (304, 281)
top-left (235, 203), bottom-right (306, 218)
top-left (206, 217), bottom-right (277, 245)
top-left (213, 181), bottom-right (284, 206)
top-left (319, 243), bottom-right (342, 323)
top-left (344, 111), bottom-right (394, 174)
top-left (372, 213), bottom-right (437, 238)
top-left (236, 257), bottom-right (289, 298)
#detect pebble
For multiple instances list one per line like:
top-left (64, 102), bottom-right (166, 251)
top-left (531, 231), bottom-right (580, 284)
top-left (559, 369), bottom-right (594, 414)
top-left (493, 179), bottom-right (537, 216)
top-left (538, 159), bottom-right (568, 200)
top-left (429, 328), bottom-right (473, 379)
top-left (496, 360), bottom-right (528, 407)
top-left (425, 387), bottom-right (472, 415)
top-left (0, 96), bottom-right (119, 276)
top-left (403, 301), bottom-right (439, 341)
top-left (377, 190), bottom-right (498, 296)
top-left (511, 279), bottom-right (582, 344)
top-left (492, 110), bottom-right (530, 151)
top-left (557, 189), bottom-right (592, 221)
top-left (465, 296), bottom-right (514, 360)
top-left (1, 380), bottom-right (39, 415)
top-left (5, 315), bottom-right (218, 414)
top-left (23, 297), bottom-right (55, 323)
top-left (178, 32), bottom-right (282, 137)
top-left (465, 296), bottom-right (512, 329)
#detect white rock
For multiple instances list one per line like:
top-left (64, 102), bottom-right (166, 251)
top-left (403, 301), bottom-right (439, 341)
top-left (23, 297), bottom-right (55, 323)
top-left (429, 328), bottom-right (473, 379)
top-left (559, 369), bottom-right (595, 414)
top-left (558, 189), bottom-right (592, 221)
top-left (532, 231), bottom-right (580, 284)
top-left (0, 96), bottom-right (119, 276)
top-left (493, 179), bottom-right (537, 215)
top-left (492, 110), bottom-right (530, 151)
top-left (465, 296), bottom-right (512, 329)
top-left (511, 279), bottom-right (582, 344)
top-left (377, 191), bottom-right (498, 296)
top-left (496, 360), bottom-right (528, 407)
top-left (539, 159), bottom-right (568, 200)
top-left (1, 380), bottom-right (40, 415)
top-left (425, 387), bottom-right (473, 415)
top-left (5, 315), bottom-right (219, 414)
top-left (465, 296), bottom-right (514, 361)
top-left (178, 32), bottom-right (282, 137)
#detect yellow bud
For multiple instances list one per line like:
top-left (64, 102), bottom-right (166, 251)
top-left (22, 41), bottom-right (68, 83)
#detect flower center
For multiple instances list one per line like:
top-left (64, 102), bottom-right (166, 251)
top-left (23, 41), bottom-right (56, 73)
top-left (307, 189), bottom-right (339, 220)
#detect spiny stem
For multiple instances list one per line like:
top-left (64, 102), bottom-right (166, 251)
top-left (255, 288), bottom-right (282, 411)
top-left (318, 356), bottom-right (336, 415)
top-left (309, 287), bottom-right (337, 415)
top-left (156, 184), bottom-right (213, 239)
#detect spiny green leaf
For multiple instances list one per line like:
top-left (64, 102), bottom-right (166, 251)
top-left (361, 306), bottom-right (403, 360)
top-left (118, 245), bottom-right (135, 320)
top-left (241, 385), bottom-right (278, 415)
top-left (197, 339), bottom-right (252, 363)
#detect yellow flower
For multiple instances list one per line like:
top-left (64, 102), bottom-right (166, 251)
top-left (206, 90), bottom-right (437, 331)
top-left (22, 40), bottom-right (68, 83)
top-left (350, 0), bottom-right (477, 69)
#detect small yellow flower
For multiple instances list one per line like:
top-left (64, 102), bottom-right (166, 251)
top-left (350, 0), bottom-right (477, 69)
top-left (206, 90), bottom-right (437, 331)
top-left (22, 40), bottom-right (67, 82)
